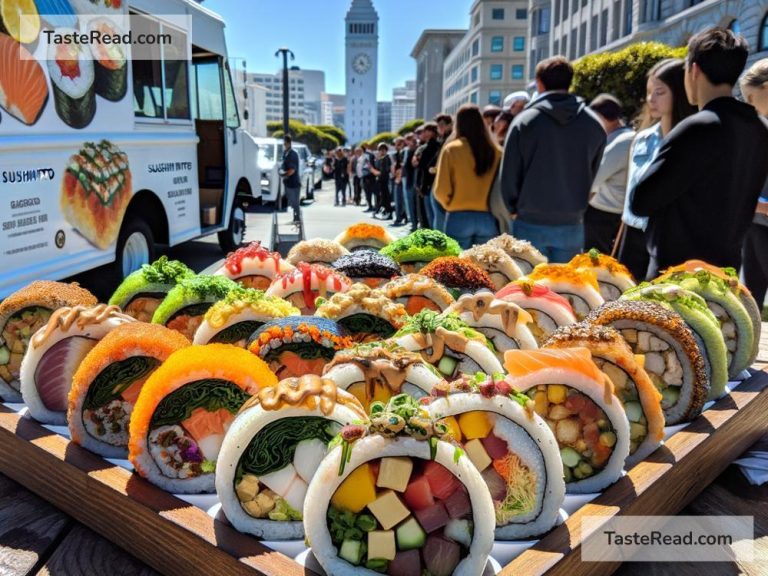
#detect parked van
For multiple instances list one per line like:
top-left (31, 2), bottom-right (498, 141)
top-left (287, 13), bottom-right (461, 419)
top-left (254, 138), bottom-right (320, 205)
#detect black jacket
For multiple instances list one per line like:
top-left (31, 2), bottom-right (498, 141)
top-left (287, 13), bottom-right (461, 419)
top-left (416, 139), bottom-right (441, 196)
top-left (500, 92), bottom-right (606, 225)
top-left (632, 97), bottom-right (768, 270)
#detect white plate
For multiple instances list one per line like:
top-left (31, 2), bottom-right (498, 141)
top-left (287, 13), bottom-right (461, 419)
top-left (294, 549), bottom-right (502, 575)
top-left (173, 493), bottom-right (220, 510)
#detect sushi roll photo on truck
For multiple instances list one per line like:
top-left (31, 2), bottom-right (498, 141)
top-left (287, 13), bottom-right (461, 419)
top-left (0, 0), bottom-right (263, 299)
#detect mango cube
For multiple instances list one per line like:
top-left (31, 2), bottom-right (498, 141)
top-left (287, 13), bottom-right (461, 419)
top-left (440, 416), bottom-right (463, 441)
top-left (464, 438), bottom-right (492, 471)
top-left (367, 490), bottom-right (410, 530)
top-left (547, 384), bottom-right (567, 404)
top-left (533, 391), bottom-right (549, 416)
top-left (368, 530), bottom-right (396, 561)
top-left (458, 411), bottom-right (493, 440)
top-left (377, 457), bottom-right (413, 492)
top-left (331, 464), bottom-right (377, 513)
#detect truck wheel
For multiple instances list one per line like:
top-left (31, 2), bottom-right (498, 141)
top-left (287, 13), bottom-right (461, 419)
top-left (116, 218), bottom-right (155, 279)
top-left (218, 202), bottom-right (246, 253)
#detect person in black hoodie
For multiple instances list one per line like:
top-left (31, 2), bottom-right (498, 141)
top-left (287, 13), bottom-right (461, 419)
top-left (500, 56), bottom-right (606, 262)
top-left (414, 122), bottom-right (441, 229)
top-left (632, 28), bottom-right (768, 276)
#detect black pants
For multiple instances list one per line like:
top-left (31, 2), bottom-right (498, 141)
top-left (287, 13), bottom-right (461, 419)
top-left (376, 179), bottom-right (392, 213)
top-left (743, 221), bottom-right (768, 309)
top-left (584, 206), bottom-right (622, 254)
top-left (363, 175), bottom-right (375, 208)
top-left (335, 178), bottom-right (348, 205)
top-left (618, 225), bottom-right (651, 281)
top-left (353, 176), bottom-right (361, 205)
top-left (415, 192), bottom-right (430, 229)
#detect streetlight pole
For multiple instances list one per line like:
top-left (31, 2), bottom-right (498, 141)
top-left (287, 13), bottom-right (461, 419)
top-left (275, 47), bottom-right (295, 136)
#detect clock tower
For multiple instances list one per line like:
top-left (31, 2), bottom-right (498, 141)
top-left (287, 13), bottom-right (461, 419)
top-left (344, 0), bottom-right (378, 144)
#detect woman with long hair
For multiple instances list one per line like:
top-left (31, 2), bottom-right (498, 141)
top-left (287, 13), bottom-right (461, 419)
top-left (618, 58), bottom-right (697, 280)
top-left (433, 104), bottom-right (501, 248)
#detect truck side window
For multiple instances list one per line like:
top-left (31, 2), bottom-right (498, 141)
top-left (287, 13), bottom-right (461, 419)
top-left (192, 60), bottom-right (224, 121)
top-left (131, 13), bottom-right (163, 118)
top-left (224, 66), bottom-right (240, 128)
top-left (164, 26), bottom-right (191, 120)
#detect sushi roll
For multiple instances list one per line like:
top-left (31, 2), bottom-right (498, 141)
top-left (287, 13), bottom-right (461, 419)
top-left (152, 275), bottom-right (238, 341)
top-left (587, 299), bottom-right (708, 425)
top-left (108, 256), bottom-right (195, 322)
top-left (86, 17), bottom-right (127, 101)
top-left (335, 222), bottom-right (395, 252)
top-left (445, 293), bottom-right (537, 360)
top-left (314, 283), bottom-right (408, 343)
top-left (304, 394), bottom-right (495, 576)
top-left (266, 263), bottom-right (352, 315)
top-left (20, 304), bottom-right (134, 425)
top-left (380, 229), bottom-right (461, 274)
top-left (504, 348), bottom-right (631, 494)
top-left (213, 241), bottom-right (294, 290)
top-left (569, 249), bottom-right (636, 302)
top-left (193, 287), bottom-right (299, 346)
top-left (393, 310), bottom-right (503, 380)
top-left (128, 344), bottom-right (277, 494)
top-left (496, 280), bottom-right (578, 346)
top-left (527, 264), bottom-right (605, 321)
top-left (544, 323), bottom-right (665, 467)
top-left (381, 274), bottom-right (455, 316)
top-left (655, 270), bottom-right (755, 378)
top-left (323, 341), bottom-right (444, 410)
top-left (0, 33), bottom-right (48, 125)
top-left (623, 283), bottom-right (728, 400)
top-left (286, 238), bottom-right (349, 266)
top-left (0, 281), bottom-right (96, 402)
top-left (248, 317), bottom-right (353, 380)
top-left (486, 235), bottom-right (547, 274)
top-left (425, 374), bottom-right (565, 539)
top-left (216, 375), bottom-right (367, 539)
top-left (68, 323), bottom-right (189, 458)
top-left (47, 31), bottom-right (95, 129)
top-left (420, 257), bottom-right (495, 298)
top-left (460, 244), bottom-right (524, 291)
top-left (332, 251), bottom-right (402, 289)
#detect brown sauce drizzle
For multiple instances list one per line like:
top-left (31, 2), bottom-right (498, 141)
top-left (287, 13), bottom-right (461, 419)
top-left (452, 293), bottom-right (524, 337)
top-left (31, 304), bottom-right (132, 349)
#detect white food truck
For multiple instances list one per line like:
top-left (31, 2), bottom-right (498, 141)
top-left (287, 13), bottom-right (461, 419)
top-left (0, 0), bottom-right (262, 298)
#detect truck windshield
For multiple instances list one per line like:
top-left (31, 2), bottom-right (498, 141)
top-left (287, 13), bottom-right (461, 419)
top-left (258, 145), bottom-right (276, 162)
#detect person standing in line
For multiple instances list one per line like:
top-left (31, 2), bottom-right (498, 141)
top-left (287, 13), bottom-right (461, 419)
top-left (358, 145), bottom-right (376, 212)
top-left (584, 94), bottom-right (636, 254)
top-left (482, 105), bottom-right (502, 130)
top-left (280, 134), bottom-right (302, 223)
top-left (632, 28), bottom-right (768, 276)
top-left (391, 137), bottom-right (407, 226)
top-left (502, 91), bottom-right (530, 117)
top-left (433, 104), bottom-right (501, 249)
top-left (415, 122), bottom-right (440, 228)
top-left (351, 148), bottom-right (362, 206)
top-left (371, 143), bottom-right (393, 220)
top-left (431, 114), bottom-right (453, 231)
top-left (402, 132), bottom-right (418, 231)
top-left (333, 148), bottom-right (349, 207)
top-left (500, 56), bottom-right (606, 262)
top-left (492, 110), bottom-right (514, 146)
top-left (618, 59), bottom-right (696, 280)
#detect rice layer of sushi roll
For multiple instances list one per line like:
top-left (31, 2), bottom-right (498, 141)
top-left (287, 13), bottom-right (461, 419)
top-left (128, 344), bottom-right (276, 494)
top-left (0, 281), bottom-right (96, 402)
top-left (332, 251), bottom-right (402, 289)
top-left (20, 304), bottom-right (134, 425)
top-left (496, 281), bottom-right (577, 345)
top-left (381, 274), bottom-right (455, 316)
top-left (87, 17), bottom-right (127, 101)
top-left (380, 229), bottom-right (461, 274)
top-left (304, 394), bottom-right (495, 576)
top-left (527, 264), bottom-right (605, 321)
top-left (68, 323), bottom-right (190, 458)
top-left (47, 31), bottom-right (95, 129)
top-left (569, 249), bottom-right (636, 302)
top-left (426, 375), bottom-right (565, 539)
top-left (335, 222), bottom-right (395, 252)
top-left (266, 263), bottom-right (352, 315)
top-left (504, 348), bottom-right (631, 494)
top-left (216, 375), bottom-right (367, 540)
top-left (214, 241), bottom-right (294, 290)
top-left (420, 257), bottom-right (495, 298)
top-left (486, 235), bottom-right (547, 274)
top-left (460, 244), bottom-right (524, 291)
top-left (286, 239), bottom-right (349, 266)
top-left (587, 299), bottom-right (708, 425)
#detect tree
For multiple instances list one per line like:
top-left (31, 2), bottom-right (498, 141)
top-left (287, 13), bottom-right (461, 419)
top-left (315, 125), bottom-right (347, 145)
top-left (365, 131), bottom-right (398, 149)
top-left (572, 42), bottom-right (687, 122)
top-left (266, 120), bottom-right (338, 154)
top-left (397, 118), bottom-right (424, 136)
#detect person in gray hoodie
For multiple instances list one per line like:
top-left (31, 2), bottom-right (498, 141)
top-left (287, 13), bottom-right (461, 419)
top-left (500, 56), bottom-right (606, 262)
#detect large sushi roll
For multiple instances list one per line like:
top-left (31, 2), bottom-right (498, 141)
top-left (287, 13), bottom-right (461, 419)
top-left (445, 293), bottom-right (537, 360)
top-left (152, 275), bottom-right (238, 341)
top-left (425, 374), bottom-right (565, 539)
top-left (48, 31), bottom-right (96, 129)
top-left (248, 317), bottom-right (353, 380)
top-left (0, 32), bottom-right (48, 125)
top-left (381, 274), bottom-right (455, 316)
top-left (68, 323), bottom-right (190, 458)
top-left (87, 17), bottom-right (127, 101)
top-left (393, 310), bottom-right (503, 380)
top-left (587, 299), bottom-right (708, 425)
top-left (266, 263), bottom-right (352, 315)
top-left (335, 222), bottom-right (395, 252)
top-left (527, 264), bottom-right (605, 321)
top-left (496, 281), bottom-right (577, 345)
top-left (193, 287), bottom-right (299, 346)
top-left (0, 281), bottom-right (96, 402)
top-left (486, 235), bottom-right (547, 274)
top-left (323, 342), bottom-right (444, 410)
top-left (108, 256), bottom-right (195, 322)
top-left (420, 257), bottom-right (495, 298)
top-left (504, 348), bottom-right (631, 494)
top-left (569, 249), bottom-right (636, 302)
top-left (460, 244), bottom-right (524, 291)
top-left (304, 395), bottom-right (495, 576)
top-left (216, 375), bottom-right (367, 539)
top-left (544, 323), bottom-right (665, 466)
top-left (315, 283), bottom-right (407, 343)
top-left (128, 344), bottom-right (276, 493)
top-left (380, 229), bottom-right (461, 274)
top-left (623, 283), bottom-right (728, 400)
top-left (213, 241), bottom-right (294, 290)
top-left (332, 251), bottom-right (402, 289)
top-left (20, 304), bottom-right (134, 425)
top-left (286, 239), bottom-right (349, 266)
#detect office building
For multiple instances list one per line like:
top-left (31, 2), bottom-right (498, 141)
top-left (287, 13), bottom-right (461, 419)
top-left (392, 80), bottom-right (417, 131)
top-left (411, 30), bottom-right (466, 120)
top-left (377, 101), bottom-right (392, 133)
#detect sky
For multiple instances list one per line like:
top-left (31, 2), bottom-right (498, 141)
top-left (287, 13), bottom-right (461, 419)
top-left (204, 0), bottom-right (472, 101)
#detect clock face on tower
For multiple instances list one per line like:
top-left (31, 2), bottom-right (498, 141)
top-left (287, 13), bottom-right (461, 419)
top-left (352, 53), bottom-right (372, 75)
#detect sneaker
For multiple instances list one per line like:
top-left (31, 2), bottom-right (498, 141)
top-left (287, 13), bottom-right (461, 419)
top-left (382, 212), bottom-right (393, 220)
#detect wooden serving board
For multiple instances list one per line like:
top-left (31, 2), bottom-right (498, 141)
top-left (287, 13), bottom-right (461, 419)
top-left (0, 369), bottom-right (766, 576)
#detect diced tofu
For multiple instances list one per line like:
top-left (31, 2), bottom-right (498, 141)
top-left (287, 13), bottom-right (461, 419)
top-left (721, 322), bottom-right (736, 338)
top-left (649, 336), bottom-right (669, 351)
top-left (726, 338), bottom-right (737, 352)
top-left (331, 464), bottom-right (378, 513)
top-left (637, 331), bottom-right (651, 351)
top-left (663, 352), bottom-right (683, 384)
top-left (547, 384), bottom-right (567, 404)
top-left (622, 329), bottom-right (638, 343)
top-left (463, 438), bottom-right (492, 472)
top-left (368, 490), bottom-right (411, 530)
top-left (601, 363), bottom-right (628, 391)
top-left (548, 404), bottom-right (573, 420)
top-left (368, 530), bottom-right (397, 561)
top-left (242, 492), bottom-right (276, 518)
top-left (556, 418), bottom-right (580, 444)
top-left (458, 411), bottom-right (493, 440)
top-left (644, 352), bottom-right (665, 374)
top-left (377, 457), bottom-right (414, 493)
top-left (236, 474), bottom-right (260, 502)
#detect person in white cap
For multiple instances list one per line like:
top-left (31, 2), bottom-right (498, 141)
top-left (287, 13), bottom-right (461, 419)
top-left (503, 90), bottom-right (530, 117)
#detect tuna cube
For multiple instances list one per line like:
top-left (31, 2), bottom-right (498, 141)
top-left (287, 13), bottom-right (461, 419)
top-left (423, 535), bottom-right (461, 576)
top-left (414, 502), bottom-right (450, 533)
top-left (388, 549), bottom-right (421, 576)
top-left (443, 486), bottom-right (471, 519)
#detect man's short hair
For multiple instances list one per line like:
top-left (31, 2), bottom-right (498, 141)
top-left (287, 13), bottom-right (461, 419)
top-left (378, 142), bottom-right (389, 152)
top-left (421, 121), bottom-right (438, 133)
top-left (434, 114), bottom-right (452, 125)
top-left (283, 134), bottom-right (292, 143)
top-left (482, 104), bottom-right (502, 119)
top-left (589, 93), bottom-right (623, 121)
top-left (394, 137), bottom-right (404, 144)
top-left (687, 27), bottom-right (749, 87)
top-left (535, 56), bottom-right (574, 91)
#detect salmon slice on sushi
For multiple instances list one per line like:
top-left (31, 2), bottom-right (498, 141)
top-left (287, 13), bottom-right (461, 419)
top-left (496, 280), bottom-right (577, 345)
top-left (381, 274), bottom-right (455, 316)
top-left (380, 229), bottom-right (461, 274)
top-left (420, 257), bottom-right (496, 298)
top-left (332, 251), bottom-right (402, 289)
top-left (486, 235), bottom-right (547, 275)
top-left (335, 222), bottom-right (395, 252)
top-left (266, 263), bottom-right (352, 315)
top-left (569, 249), bottom-right (636, 302)
top-left (213, 241), bottom-right (294, 290)
top-left (527, 264), bottom-right (605, 320)
top-left (0, 32), bottom-right (48, 125)
top-left (460, 244), bottom-right (524, 291)
top-left (286, 238), bottom-right (349, 267)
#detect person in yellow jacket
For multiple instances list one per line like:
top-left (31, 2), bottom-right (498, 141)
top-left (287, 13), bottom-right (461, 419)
top-left (433, 104), bottom-right (501, 248)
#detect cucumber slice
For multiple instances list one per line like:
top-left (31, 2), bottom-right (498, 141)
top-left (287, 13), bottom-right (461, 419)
top-left (437, 356), bottom-right (459, 377)
top-left (560, 447), bottom-right (581, 468)
top-left (340, 539), bottom-right (365, 566)
top-left (0, 346), bottom-right (9, 365)
top-left (624, 401), bottom-right (643, 423)
top-left (396, 517), bottom-right (426, 551)
top-left (661, 387), bottom-right (680, 409)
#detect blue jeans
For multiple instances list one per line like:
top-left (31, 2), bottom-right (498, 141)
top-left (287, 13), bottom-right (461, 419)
top-left (444, 211), bottom-right (499, 249)
top-left (404, 182), bottom-right (416, 229)
top-left (512, 219), bottom-right (584, 263)
top-left (424, 193), bottom-right (435, 229)
top-left (393, 181), bottom-right (406, 221)
top-left (431, 194), bottom-right (446, 232)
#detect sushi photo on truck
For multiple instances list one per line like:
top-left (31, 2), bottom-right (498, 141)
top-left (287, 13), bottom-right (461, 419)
top-left (0, 0), bottom-right (263, 299)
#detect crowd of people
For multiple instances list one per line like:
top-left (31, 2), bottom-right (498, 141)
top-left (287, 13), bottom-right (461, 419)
top-left (287, 27), bottom-right (768, 309)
